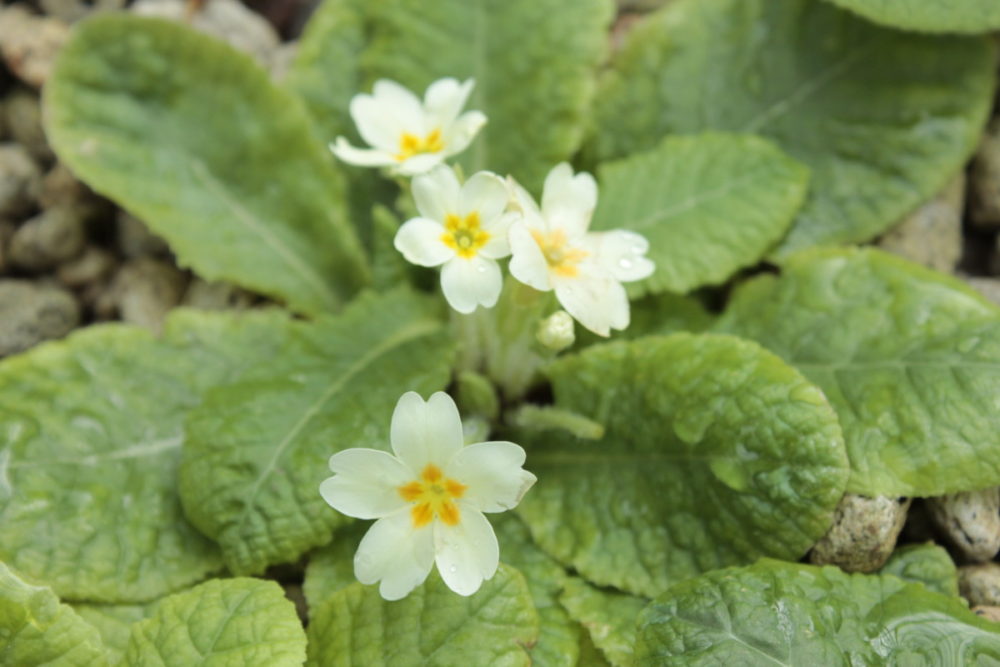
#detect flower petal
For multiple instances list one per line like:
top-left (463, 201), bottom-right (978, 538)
top-left (445, 442), bottom-right (537, 513)
top-left (390, 391), bottom-right (465, 471)
top-left (355, 510), bottom-right (435, 601)
top-left (507, 176), bottom-right (541, 219)
top-left (395, 152), bottom-right (447, 176)
top-left (394, 217), bottom-right (453, 267)
top-left (424, 77), bottom-right (475, 131)
top-left (588, 230), bottom-right (656, 283)
top-left (508, 221), bottom-right (552, 291)
top-left (541, 163), bottom-right (597, 239)
top-left (441, 256), bottom-right (502, 314)
top-left (319, 449), bottom-right (412, 519)
top-left (478, 211), bottom-right (517, 260)
top-left (434, 505), bottom-right (499, 597)
top-left (459, 171), bottom-right (508, 222)
top-left (554, 270), bottom-right (630, 337)
top-left (329, 138), bottom-right (397, 168)
top-left (349, 93), bottom-right (403, 152)
top-left (371, 79), bottom-right (425, 133)
top-left (443, 110), bottom-right (487, 157)
top-left (412, 165), bottom-right (462, 221)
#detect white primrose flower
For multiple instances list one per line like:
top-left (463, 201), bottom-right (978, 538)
top-left (394, 165), bottom-right (515, 313)
top-left (320, 391), bottom-right (536, 601)
top-left (330, 77), bottom-right (486, 176)
top-left (507, 163), bottom-right (655, 337)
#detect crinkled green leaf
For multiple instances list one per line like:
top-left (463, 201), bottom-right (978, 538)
top-left (559, 578), bottom-right (647, 667)
top-left (306, 565), bottom-right (538, 666)
top-left (0, 562), bottom-right (107, 666)
top-left (592, 133), bottom-right (808, 295)
top-left (360, 0), bottom-right (613, 189)
top-left (634, 559), bottom-right (1000, 665)
top-left (495, 516), bottom-right (581, 667)
top-left (715, 246), bottom-right (1000, 496)
top-left (880, 543), bottom-right (959, 598)
top-left (46, 14), bottom-right (369, 316)
top-left (124, 577), bottom-right (306, 666)
top-left (302, 523), bottom-right (365, 614)
top-left (0, 309), bottom-right (300, 602)
top-left (516, 333), bottom-right (848, 597)
top-left (180, 290), bottom-right (454, 575)
top-left (74, 602), bottom-right (156, 665)
top-left (590, 0), bottom-right (995, 257)
top-left (822, 0), bottom-right (1000, 33)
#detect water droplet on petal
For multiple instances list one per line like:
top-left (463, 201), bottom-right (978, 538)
top-left (449, 565), bottom-right (458, 573)
top-left (631, 245), bottom-right (644, 254)
top-left (476, 264), bottom-right (487, 273)
top-left (618, 258), bottom-right (633, 270)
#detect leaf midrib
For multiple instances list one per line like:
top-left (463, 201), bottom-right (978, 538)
top-left (229, 317), bottom-right (441, 539)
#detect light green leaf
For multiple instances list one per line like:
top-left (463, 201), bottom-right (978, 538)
top-left (124, 577), bottom-right (306, 666)
top-left (494, 516), bottom-right (581, 667)
top-left (590, 0), bottom-right (995, 257)
top-left (0, 562), bottom-right (107, 665)
top-left (180, 290), bottom-right (454, 574)
top-left (592, 133), bottom-right (808, 295)
top-left (0, 309), bottom-right (300, 602)
top-left (880, 543), bottom-right (959, 598)
top-left (306, 565), bottom-right (538, 666)
top-left (822, 0), bottom-right (1000, 33)
top-left (634, 559), bottom-right (1000, 665)
top-left (46, 14), bottom-right (369, 316)
top-left (715, 246), bottom-right (1000, 496)
top-left (360, 0), bottom-right (613, 189)
top-left (302, 523), bottom-right (365, 614)
top-left (516, 333), bottom-right (848, 597)
top-left (74, 602), bottom-right (156, 665)
top-left (559, 578), bottom-right (647, 667)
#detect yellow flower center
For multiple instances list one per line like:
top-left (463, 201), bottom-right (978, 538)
top-left (440, 212), bottom-right (491, 259)
top-left (396, 128), bottom-right (445, 161)
top-left (398, 463), bottom-right (467, 528)
top-left (531, 229), bottom-right (589, 278)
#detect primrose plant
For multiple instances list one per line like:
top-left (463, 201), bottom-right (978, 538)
top-left (323, 76), bottom-right (654, 598)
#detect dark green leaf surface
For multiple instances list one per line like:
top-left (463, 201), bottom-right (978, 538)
top-left (46, 15), bottom-right (369, 315)
top-left (716, 247), bottom-right (1000, 496)
top-left (0, 309), bottom-right (300, 602)
top-left (592, 133), bottom-right (808, 295)
top-left (516, 333), bottom-right (848, 597)
top-left (180, 290), bottom-right (454, 574)
top-left (634, 559), bottom-right (1000, 665)
top-left (591, 0), bottom-right (995, 256)
top-left (306, 565), bottom-right (538, 666)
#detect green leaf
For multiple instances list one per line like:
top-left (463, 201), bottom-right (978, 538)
top-left (306, 565), bottom-right (538, 666)
top-left (179, 289), bottom-right (455, 575)
top-left (74, 602), bottom-right (156, 665)
top-left (880, 543), bottom-right (959, 598)
top-left (592, 133), bottom-right (808, 295)
top-left (46, 14), bottom-right (369, 316)
top-left (634, 559), bottom-right (1000, 664)
top-left (574, 292), bottom-right (714, 351)
top-left (494, 516), bottom-right (581, 667)
top-left (124, 577), bottom-right (306, 666)
top-left (302, 523), bottom-right (365, 614)
top-left (715, 246), bottom-right (1000, 496)
top-left (559, 578), bottom-right (647, 667)
top-left (516, 333), bottom-right (848, 597)
top-left (360, 0), bottom-right (613, 189)
top-left (0, 562), bottom-right (107, 665)
top-left (821, 0), bottom-right (1000, 33)
top-left (590, 0), bottom-right (995, 257)
top-left (0, 309), bottom-right (300, 602)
